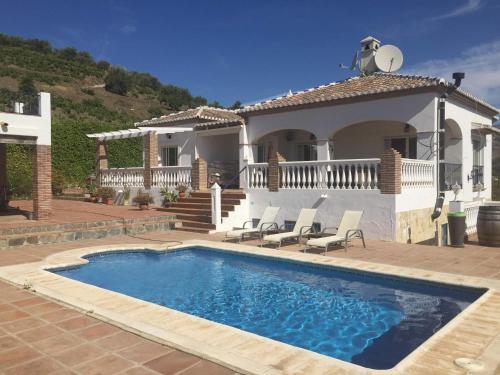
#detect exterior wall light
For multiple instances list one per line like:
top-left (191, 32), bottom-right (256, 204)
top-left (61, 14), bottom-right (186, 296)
top-left (451, 182), bottom-right (461, 201)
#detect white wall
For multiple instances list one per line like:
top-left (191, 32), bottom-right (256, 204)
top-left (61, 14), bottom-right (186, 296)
top-left (245, 92), bottom-right (438, 163)
top-left (197, 133), bottom-right (239, 162)
top-left (246, 189), bottom-right (396, 240)
top-left (0, 93), bottom-right (51, 145)
top-left (157, 129), bottom-right (195, 167)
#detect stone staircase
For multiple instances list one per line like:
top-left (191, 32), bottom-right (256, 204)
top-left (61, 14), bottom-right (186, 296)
top-left (157, 190), bottom-right (246, 234)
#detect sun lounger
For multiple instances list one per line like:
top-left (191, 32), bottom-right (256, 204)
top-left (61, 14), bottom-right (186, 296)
top-left (224, 206), bottom-right (280, 242)
top-left (261, 208), bottom-right (317, 248)
top-left (305, 210), bottom-right (365, 254)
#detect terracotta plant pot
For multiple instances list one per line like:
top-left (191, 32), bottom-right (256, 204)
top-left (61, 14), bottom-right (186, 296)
top-left (139, 204), bottom-right (149, 210)
top-left (105, 198), bottom-right (113, 205)
top-left (178, 192), bottom-right (186, 199)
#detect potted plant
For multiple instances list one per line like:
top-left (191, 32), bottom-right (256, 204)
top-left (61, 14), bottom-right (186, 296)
top-left (176, 184), bottom-right (188, 199)
top-left (133, 191), bottom-right (154, 210)
top-left (97, 187), bottom-right (115, 205)
top-left (160, 187), bottom-right (178, 208)
top-left (85, 183), bottom-right (97, 202)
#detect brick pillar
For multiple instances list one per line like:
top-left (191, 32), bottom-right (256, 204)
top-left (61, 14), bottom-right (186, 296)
top-left (191, 158), bottom-right (207, 191)
top-left (380, 148), bottom-right (401, 194)
top-left (143, 132), bottom-right (158, 189)
top-left (0, 144), bottom-right (6, 188)
top-left (33, 144), bottom-right (52, 220)
top-left (0, 144), bottom-right (7, 209)
top-left (95, 141), bottom-right (108, 187)
top-left (268, 152), bottom-right (286, 192)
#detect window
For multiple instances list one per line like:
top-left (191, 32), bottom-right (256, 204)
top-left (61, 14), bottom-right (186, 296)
top-left (472, 137), bottom-right (484, 186)
top-left (161, 147), bottom-right (178, 166)
top-left (296, 144), bottom-right (317, 161)
top-left (387, 137), bottom-right (417, 159)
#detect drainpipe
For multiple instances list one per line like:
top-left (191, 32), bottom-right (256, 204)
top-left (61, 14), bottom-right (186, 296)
top-left (431, 72), bottom-right (465, 222)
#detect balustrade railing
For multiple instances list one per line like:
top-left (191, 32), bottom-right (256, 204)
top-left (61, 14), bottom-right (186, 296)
top-left (279, 159), bottom-right (380, 190)
top-left (151, 166), bottom-right (191, 188)
top-left (401, 159), bottom-right (435, 189)
top-left (464, 200), bottom-right (482, 236)
top-left (247, 163), bottom-right (269, 189)
top-left (100, 168), bottom-right (144, 187)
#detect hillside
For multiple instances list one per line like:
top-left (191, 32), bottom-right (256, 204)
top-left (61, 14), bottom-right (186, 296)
top-left (0, 33), bottom-right (235, 195)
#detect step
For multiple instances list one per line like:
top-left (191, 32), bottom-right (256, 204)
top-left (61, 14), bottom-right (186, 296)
top-left (179, 220), bottom-right (216, 230)
top-left (190, 192), bottom-right (246, 200)
top-left (175, 226), bottom-right (210, 234)
top-left (157, 207), bottom-right (229, 217)
top-left (178, 197), bottom-right (242, 205)
top-left (170, 202), bottom-right (235, 211)
top-left (174, 213), bottom-right (212, 223)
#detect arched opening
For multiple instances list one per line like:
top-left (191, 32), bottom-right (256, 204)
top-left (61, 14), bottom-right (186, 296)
top-left (330, 121), bottom-right (417, 159)
top-left (253, 129), bottom-right (319, 162)
top-left (440, 119), bottom-right (463, 189)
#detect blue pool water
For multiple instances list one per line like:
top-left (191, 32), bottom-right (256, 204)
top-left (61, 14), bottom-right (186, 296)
top-left (53, 247), bottom-right (485, 369)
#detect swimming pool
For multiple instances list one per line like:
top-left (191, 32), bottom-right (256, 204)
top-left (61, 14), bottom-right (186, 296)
top-left (53, 246), bottom-right (485, 369)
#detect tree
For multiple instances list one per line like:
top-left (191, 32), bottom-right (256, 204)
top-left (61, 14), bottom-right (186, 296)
top-left (18, 77), bottom-right (37, 98)
top-left (104, 68), bottom-right (131, 96)
top-left (229, 100), bottom-right (242, 110)
top-left (208, 100), bottom-right (222, 108)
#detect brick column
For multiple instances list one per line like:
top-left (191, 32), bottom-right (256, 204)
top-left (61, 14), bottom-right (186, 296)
top-left (95, 141), bottom-right (108, 187)
top-left (0, 144), bottom-right (7, 209)
top-left (143, 132), bottom-right (158, 189)
top-left (268, 152), bottom-right (286, 192)
top-left (33, 144), bottom-right (52, 220)
top-left (191, 158), bottom-right (207, 191)
top-left (380, 148), bottom-right (401, 194)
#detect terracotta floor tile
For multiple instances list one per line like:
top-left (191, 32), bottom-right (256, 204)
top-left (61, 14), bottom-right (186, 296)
top-left (180, 360), bottom-right (236, 375)
top-left (39, 307), bottom-right (81, 323)
top-left (23, 301), bottom-right (64, 315)
top-left (56, 315), bottom-right (99, 331)
top-left (16, 324), bottom-right (65, 343)
top-left (118, 341), bottom-right (174, 364)
top-left (76, 322), bottom-right (121, 341)
top-left (12, 296), bottom-right (47, 308)
top-left (121, 367), bottom-right (159, 375)
top-left (0, 309), bottom-right (29, 323)
top-left (0, 317), bottom-right (46, 333)
top-left (144, 351), bottom-right (200, 375)
top-left (0, 336), bottom-right (22, 352)
top-left (94, 331), bottom-right (142, 351)
top-left (31, 333), bottom-right (83, 355)
top-left (3, 357), bottom-right (66, 375)
top-left (53, 343), bottom-right (104, 367)
top-left (74, 353), bottom-right (134, 374)
top-left (0, 304), bottom-right (15, 313)
top-left (0, 346), bottom-right (41, 370)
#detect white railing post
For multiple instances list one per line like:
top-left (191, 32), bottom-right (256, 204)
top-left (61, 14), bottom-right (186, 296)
top-left (211, 182), bottom-right (221, 227)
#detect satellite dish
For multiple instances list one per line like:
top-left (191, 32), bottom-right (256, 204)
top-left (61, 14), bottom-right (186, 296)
top-left (374, 45), bottom-right (403, 73)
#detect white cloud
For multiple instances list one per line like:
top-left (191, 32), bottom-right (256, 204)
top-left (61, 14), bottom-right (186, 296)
top-left (430, 0), bottom-right (484, 21)
top-left (120, 25), bottom-right (137, 35)
top-left (405, 39), bottom-right (500, 108)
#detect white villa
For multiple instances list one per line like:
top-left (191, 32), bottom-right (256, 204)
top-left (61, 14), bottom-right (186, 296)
top-left (89, 37), bottom-right (499, 245)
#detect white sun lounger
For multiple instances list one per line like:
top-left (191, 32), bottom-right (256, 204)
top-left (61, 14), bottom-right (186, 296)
top-left (224, 206), bottom-right (280, 242)
top-left (305, 210), bottom-right (365, 254)
top-left (261, 208), bottom-right (317, 249)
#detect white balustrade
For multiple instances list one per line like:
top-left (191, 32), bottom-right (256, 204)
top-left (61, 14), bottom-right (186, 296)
top-left (464, 200), bottom-right (482, 236)
top-left (279, 159), bottom-right (380, 190)
top-left (401, 159), bottom-right (435, 189)
top-left (151, 166), bottom-right (192, 188)
top-left (100, 168), bottom-right (144, 187)
top-left (247, 163), bottom-right (269, 189)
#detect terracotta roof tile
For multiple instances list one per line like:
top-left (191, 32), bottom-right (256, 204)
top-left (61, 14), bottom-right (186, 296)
top-left (135, 106), bottom-right (243, 127)
top-left (238, 73), bottom-right (498, 115)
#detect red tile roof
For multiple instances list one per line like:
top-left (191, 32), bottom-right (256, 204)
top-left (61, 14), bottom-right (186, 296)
top-left (135, 106), bottom-right (243, 127)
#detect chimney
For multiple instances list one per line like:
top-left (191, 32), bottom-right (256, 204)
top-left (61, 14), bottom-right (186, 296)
top-left (359, 36), bottom-right (380, 74)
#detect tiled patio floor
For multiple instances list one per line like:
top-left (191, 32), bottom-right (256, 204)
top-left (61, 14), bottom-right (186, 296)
top-left (1, 228), bottom-right (499, 374)
top-left (1, 200), bottom-right (170, 230)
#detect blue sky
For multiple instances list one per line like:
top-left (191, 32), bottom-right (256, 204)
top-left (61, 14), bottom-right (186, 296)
top-left (1, 0), bottom-right (499, 107)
